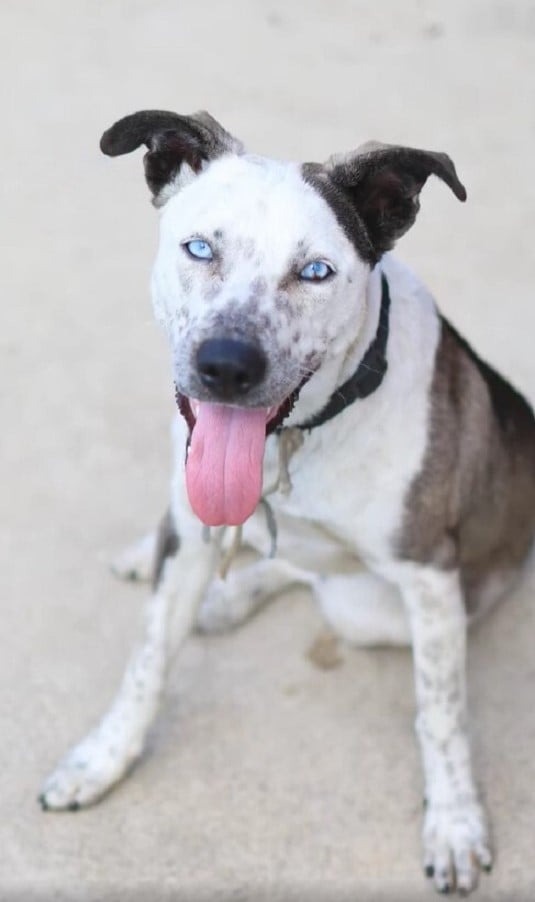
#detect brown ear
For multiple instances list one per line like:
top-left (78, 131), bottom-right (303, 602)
top-left (325, 141), bottom-right (467, 259)
top-left (100, 110), bottom-right (243, 205)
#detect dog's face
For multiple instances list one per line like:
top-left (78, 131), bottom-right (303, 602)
top-left (101, 110), bottom-right (465, 526)
top-left (152, 153), bottom-right (370, 410)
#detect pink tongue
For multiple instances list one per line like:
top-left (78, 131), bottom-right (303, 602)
top-left (185, 402), bottom-right (268, 527)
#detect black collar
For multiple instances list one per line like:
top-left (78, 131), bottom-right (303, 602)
top-left (291, 273), bottom-right (391, 432)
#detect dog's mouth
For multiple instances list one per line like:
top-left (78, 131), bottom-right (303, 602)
top-left (175, 383), bottom-right (306, 528)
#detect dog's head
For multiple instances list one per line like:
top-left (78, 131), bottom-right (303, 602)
top-left (101, 110), bottom-right (466, 526)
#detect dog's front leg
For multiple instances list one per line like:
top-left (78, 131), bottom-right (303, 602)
top-left (39, 523), bottom-right (217, 811)
top-left (399, 566), bottom-right (492, 895)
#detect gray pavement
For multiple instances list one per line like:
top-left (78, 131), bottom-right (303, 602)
top-left (2, 1), bottom-right (535, 898)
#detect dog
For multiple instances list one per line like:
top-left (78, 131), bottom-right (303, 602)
top-left (40, 110), bottom-right (535, 896)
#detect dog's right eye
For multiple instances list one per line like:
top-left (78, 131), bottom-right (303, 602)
top-left (299, 260), bottom-right (334, 282)
top-left (183, 239), bottom-right (214, 261)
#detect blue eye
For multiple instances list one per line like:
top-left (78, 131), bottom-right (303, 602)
top-left (299, 260), bottom-right (334, 282)
top-left (184, 239), bottom-right (214, 260)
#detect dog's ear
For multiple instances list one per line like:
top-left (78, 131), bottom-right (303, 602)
top-left (325, 141), bottom-right (467, 259)
top-left (100, 110), bottom-right (243, 206)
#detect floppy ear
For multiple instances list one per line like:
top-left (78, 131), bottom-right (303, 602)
top-left (325, 141), bottom-right (467, 259)
top-left (100, 110), bottom-right (243, 206)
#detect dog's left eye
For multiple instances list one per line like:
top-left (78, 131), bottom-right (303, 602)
top-left (183, 239), bottom-right (214, 260)
top-left (299, 260), bottom-right (334, 282)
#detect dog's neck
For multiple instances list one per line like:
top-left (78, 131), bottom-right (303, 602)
top-left (285, 264), bottom-right (387, 430)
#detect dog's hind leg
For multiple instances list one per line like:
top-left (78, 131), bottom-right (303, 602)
top-left (313, 571), bottom-right (411, 647)
top-left (39, 518), bottom-right (217, 811)
top-left (197, 558), bottom-right (314, 634)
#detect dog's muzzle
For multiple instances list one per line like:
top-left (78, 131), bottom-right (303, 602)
top-left (196, 338), bottom-right (267, 402)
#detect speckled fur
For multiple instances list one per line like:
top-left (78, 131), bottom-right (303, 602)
top-left (151, 153), bottom-right (371, 409)
top-left (40, 110), bottom-right (535, 897)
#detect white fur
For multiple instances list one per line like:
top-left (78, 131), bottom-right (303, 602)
top-left (110, 531), bottom-right (157, 582)
top-left (388, 563), bottom-right (491, 892)
top-left (41, 152), bottom-right (492, 894)
top-left (151, 154), bottom-right (371, 410)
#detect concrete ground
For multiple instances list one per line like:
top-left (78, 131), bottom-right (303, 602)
top-left (2, 1), bottom-right (534, 899)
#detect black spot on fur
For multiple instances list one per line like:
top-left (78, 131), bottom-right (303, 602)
top-left (250, 276), bottom-right (267, 300)
top-left (152, 509), bottom-right (180, 589)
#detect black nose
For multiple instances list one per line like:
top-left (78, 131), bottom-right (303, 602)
top-left (196, 339), bottom-right (267, 400)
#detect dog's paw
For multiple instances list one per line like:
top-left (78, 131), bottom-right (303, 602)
top-left (110, 533), bottom-right (156, 583)
top-left (196, 578), bottom-right (248, 634)
top-left (422, 797), bottom-right (492, 895)
top-left (39, 728), bottom-right (138, 811)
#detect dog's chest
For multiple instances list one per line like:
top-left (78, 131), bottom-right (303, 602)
top-left (266, 269), bottom-right (442, 565)
top-left (264, 348), bottom-right (436, 564)
top-left (267, 441), bottom-right (400, 565)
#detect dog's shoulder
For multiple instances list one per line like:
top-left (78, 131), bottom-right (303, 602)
top-left (398, 297), bottom-right (535, 581)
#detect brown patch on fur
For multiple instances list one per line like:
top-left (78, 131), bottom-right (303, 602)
top-left (399, 319), bottom-right (535, 616)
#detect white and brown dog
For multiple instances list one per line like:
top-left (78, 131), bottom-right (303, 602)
top-left (40, 111), bottom-right (535, 895)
